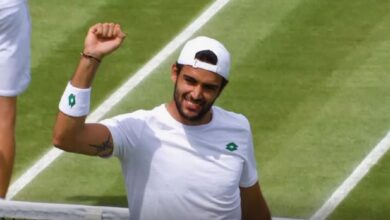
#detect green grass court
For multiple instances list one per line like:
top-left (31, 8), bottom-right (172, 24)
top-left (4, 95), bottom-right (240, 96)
top-left (9, 0), bottom-right (390, 219)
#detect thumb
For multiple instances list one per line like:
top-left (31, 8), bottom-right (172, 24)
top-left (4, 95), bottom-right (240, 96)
top-left (115, 24), bottom-right (126, 39)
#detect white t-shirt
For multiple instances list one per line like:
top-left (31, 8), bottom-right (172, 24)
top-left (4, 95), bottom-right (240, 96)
top-left (100, 104), bottom-right (258, 220)
top-left (0, 0), bottom-right (25, 8)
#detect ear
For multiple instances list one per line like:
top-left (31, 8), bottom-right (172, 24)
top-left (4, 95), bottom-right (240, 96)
top-left (171, 63), bottom-right (179, 83)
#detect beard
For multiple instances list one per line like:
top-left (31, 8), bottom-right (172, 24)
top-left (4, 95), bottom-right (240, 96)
top-left (173, 83), bottom-right (215, 122)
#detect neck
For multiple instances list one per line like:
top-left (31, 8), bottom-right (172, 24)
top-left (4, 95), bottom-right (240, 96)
top-left (166, 101), bottom-right (212, 126)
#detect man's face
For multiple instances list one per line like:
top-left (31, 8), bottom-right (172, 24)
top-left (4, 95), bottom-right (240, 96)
top-left (172, 65), bottom-right (224, 124)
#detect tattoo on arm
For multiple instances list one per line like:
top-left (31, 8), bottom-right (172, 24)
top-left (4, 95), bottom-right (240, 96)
top-left (89, 133), bottom-right (113, 157)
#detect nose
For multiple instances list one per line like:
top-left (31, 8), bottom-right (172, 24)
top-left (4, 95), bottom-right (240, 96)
top-left (190, 85), bottom-right (203, 101)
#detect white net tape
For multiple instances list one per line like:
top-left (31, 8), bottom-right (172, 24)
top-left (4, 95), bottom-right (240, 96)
top-left (0, 200), bottom-right (129, 220)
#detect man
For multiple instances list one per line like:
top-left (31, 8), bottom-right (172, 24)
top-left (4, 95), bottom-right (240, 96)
top-left (0, 0), bottom-right (31, 198)
top-left (53, 23), bottom-right (271, 220)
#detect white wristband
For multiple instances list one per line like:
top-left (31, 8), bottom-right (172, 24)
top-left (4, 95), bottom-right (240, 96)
top-left (59, 82), bottom-right (91, 117)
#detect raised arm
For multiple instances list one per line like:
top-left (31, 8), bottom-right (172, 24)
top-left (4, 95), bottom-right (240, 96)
top-left (52, 23), bottom-right (125, 156)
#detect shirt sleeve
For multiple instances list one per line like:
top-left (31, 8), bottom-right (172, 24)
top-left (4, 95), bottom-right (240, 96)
top-left (239, 127), bottom-right (259, 188)
top-left (99, 112), bottom-right (145, 159)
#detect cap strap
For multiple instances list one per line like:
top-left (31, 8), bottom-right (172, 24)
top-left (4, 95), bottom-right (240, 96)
top-left (192, 59), bottom-right (218, 73)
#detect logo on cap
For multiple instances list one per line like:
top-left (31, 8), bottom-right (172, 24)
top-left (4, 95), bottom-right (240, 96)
top-left (226, 142), bottom-right (238, 152)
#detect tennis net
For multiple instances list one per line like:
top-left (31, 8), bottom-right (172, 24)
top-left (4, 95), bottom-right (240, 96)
top-left (0, 200), bottom-right (129, 220)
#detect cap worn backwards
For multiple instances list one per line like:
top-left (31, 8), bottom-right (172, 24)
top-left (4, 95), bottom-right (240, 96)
top-left (177, 36), bottom-right (231, 80)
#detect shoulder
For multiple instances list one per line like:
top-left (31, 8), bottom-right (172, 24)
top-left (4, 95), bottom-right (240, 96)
top-left (0, 0), bottom-right (25, 8)
top-left (100, 105), bottom-right (164, 126)
top-left (212, 106), bottom-right (251, 131)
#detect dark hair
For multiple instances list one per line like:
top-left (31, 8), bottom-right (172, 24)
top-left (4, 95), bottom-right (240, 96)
top-left (195, 50), bottom-right (218, 65)
top-left (176, 50), bottom-right (228, 89)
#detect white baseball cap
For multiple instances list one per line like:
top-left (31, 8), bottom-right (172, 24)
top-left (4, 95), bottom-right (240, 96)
top-left (177, 36), bottom-right (231, 80)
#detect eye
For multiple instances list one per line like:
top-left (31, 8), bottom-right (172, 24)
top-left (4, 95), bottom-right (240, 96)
top-left (183, 75), bottom-right (197, 85)
top-left (203, 84), bottom-right (219, 92)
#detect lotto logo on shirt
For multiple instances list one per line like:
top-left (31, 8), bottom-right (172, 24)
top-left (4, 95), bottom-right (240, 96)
top-left (226, 142), bottom-right (238, 152)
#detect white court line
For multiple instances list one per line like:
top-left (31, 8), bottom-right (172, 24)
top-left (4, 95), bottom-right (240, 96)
top-left (310, 131), bottom-right (390, 220)
top-left (6, 0), bottom-right (231, 200)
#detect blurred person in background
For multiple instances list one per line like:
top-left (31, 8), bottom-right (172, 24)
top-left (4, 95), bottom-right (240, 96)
top-left (0, 0), bottom-right (31, 198)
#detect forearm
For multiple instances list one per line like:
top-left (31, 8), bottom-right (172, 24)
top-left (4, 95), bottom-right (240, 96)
top-left (71, 54), bottom-right (101, 88)
top-left (53, 55), bottom-right (99, 152)
top-left (53, 56), bottom-right (113, 156)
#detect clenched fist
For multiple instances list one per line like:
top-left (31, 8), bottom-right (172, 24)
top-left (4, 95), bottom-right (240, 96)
top-left (83, 23), bottom-right (126, 60)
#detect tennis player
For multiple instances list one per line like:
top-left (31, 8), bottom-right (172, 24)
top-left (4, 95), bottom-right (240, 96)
top-left (0, 0), bottom-right (31, 198)
top-left (53, 22), bottom-right (271, 220)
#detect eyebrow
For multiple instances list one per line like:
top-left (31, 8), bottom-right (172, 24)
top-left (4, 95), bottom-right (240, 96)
top-left (182, 74), bottom-right (220, 89)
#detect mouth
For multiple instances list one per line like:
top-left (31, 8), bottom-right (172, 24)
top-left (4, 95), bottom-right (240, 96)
top-left (184, 99), bottom-right (202, 112)
top-left (183, 94), bottom-right (204, 112)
